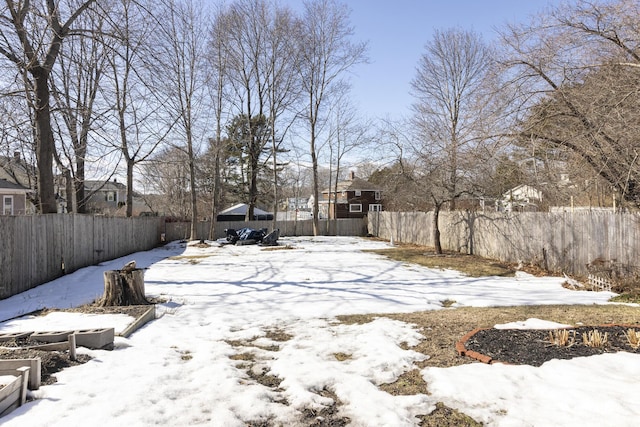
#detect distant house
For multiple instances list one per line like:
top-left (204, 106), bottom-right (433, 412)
top-left (319, 172), bottom-right (382, 219)
top-left (0, 151), bottom-right (35, 189)
top-left (0, 152), bottom-right (36, 214)
top-left (84, 180), bottom-right (128, 213)
top-left (217, 203), bottom-right (274, 221)
top-left (57, 179), bottom-right (128, 214)
top-left (58, 179), bottom-right (151, 215)
top-left (499, 184), bottom-right (543, 212)
top-left (0, 179), bottom-right (32, 215)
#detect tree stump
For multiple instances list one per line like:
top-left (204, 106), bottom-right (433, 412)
top-left (99, 268), bottom-right (149, 306)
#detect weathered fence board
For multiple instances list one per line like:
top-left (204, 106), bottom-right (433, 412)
top-left (1, 215), bottom-right (367, 300)
top-left (163, 218), bottom-right (368, 242)
top-left (0, 215), bottom-right (162, 299)
top-left (369, 211), bottom-right (640, 277)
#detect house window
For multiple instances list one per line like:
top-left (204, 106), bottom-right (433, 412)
top-left (375, 191), bottom-right (381, 200)
top-left (349, 204), bottom-right (362, 213)
top-left (355, 190), bottom-right (361, 196)
top-left (106, 191), bottom-right (115, 202)
top-left (3, 196), bottom-right (13, 215)
top-left (369, 204), bottom-right (382, 212)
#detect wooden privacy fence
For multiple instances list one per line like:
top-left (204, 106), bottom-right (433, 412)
top-left (0, 215), bottom-right (367, 300)
top-left (369, 211), bottom-right (640, 277)
top-left (163, 218), bottom-right (368, 242)
top-left (0, 215), bottom-right (162, 299)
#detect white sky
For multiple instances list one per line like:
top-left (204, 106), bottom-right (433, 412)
top-left (0, 236), bottom-right (636, 426)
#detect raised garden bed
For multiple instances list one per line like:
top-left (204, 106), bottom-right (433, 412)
top-left (0, 366), bottom-right (29, 417)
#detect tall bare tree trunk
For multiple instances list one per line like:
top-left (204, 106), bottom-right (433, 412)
top-left (33, 69), bottom-right (58, 214)
top-left (433, 199), bottom-right (443, 255)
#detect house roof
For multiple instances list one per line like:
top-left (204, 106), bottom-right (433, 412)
top-left (322, 176), bottom-right (380, 194)
top-left (502, 184), bottom-right (543, 201)
top-left (218, 203), bottom-right (272, 216)
top-left (0, 178), bottom-right (29, 191)
top-left (85, 180), bottom-right (127, 191)
top-left (0, 154), bottom-right (36, 188)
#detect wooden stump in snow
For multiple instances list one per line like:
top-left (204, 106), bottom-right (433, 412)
top-left (99, 265), bottom-right (149, 307)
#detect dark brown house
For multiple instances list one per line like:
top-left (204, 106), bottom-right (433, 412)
top-left (320, 172), bottom-right (382, 219)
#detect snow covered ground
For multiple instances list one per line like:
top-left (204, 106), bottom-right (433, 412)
top-left (0, 236), bottom-right (637, 426)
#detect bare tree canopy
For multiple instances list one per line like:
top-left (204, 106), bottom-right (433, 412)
top-left (500, 0), bottom-right (640, 207)
top-left (0, 0), bottom-right (98, 213)
top-left (410, 28), bottom-right (498, 252)
top-left (297, 0), bottom-right (367, 235)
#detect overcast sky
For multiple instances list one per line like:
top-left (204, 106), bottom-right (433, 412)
top-left (295, 0), bottom-right (557, 120)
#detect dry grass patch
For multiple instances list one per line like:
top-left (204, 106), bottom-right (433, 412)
top-left (224, 339), bottom-right (247, 348)
top-left (333, 352), bottom-right (352, 361)
top-left (418, 402), bottom-right (483, 427)
top-left (366, 245), bottom-right (515, 277)
top-left (247, 366), bottom-right (283, 389)
top-left (338, 305), bottom-right (638, 425)
top-left (253, 344), bottom-right (281, 352)
top-left (261, 244), bottom-right (297, 251)
top-left (264, 328), bottom-right (293, 342)
top-left (167, 254), bottom-right (213, 264)
top-left (379, 369), bottom-right (427, 396)
top-left (337, 304), bottom-right (640, 369)
top-left (230, 352), bottom-right (255, 361)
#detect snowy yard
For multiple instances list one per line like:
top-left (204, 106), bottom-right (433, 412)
top-left (0, 236), bottom-right (638, 426)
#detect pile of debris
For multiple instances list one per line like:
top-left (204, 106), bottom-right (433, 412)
top-left (222, 228), bottom-right (280, 246)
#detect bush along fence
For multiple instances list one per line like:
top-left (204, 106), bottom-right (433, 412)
top-left (0, 214), bottom-right (163, 299)
top-left (369, 210), bottom-right (640, 279)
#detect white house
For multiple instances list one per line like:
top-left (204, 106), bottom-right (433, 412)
top-left (499, 184), bottom-right (543, 212)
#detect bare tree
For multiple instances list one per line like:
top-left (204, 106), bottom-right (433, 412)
top-left (140, 146), bottom-right (191, 219)
top-left (223, 0), bottom-right (271, 221)
top-left (205, 5), bottom-right (233, 238)
top-left (154, 0), bottom-right (209, 239)
top-left (296, 0), bottom-right (367, 235)
top-left (263, 4), bottom-right (299, 230)
top-left (325, 95), bottom-right (368, 233)
top-left (499, 0), bottom-right (640, 207)
top-left (410, 28), bottom-right (496, 253)
top-left (0, 0), bottom-right (98, 213)
top-left (51, 6), bottom-right (111, 213)
top-left (104, 0), bottom-right (173, 217)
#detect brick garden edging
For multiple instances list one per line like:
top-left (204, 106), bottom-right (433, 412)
top-left (456, 324), bottom-right (640, 365)
top-left (455, 328), bottom-right (494, 364)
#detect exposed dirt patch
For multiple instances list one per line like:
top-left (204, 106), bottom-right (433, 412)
top-left (247, 365), bottom-right (283, 389)
top-left (0, 347), bottom-right (91, 386)
top-left (0, 303), bottom-right (153, 386)
top-left (35, 301), bottom-right (156, 319)
top-left (299, 388), bottom-right (350, 427)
